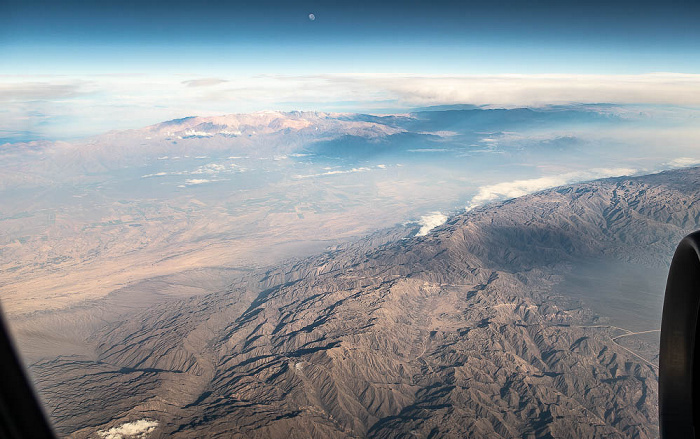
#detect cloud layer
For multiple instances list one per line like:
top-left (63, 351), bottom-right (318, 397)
top-left (3, 73), bottom-right (700, 141)
top-left (416, 212), bottom-right (448, 237)
top-left (667, 157), bottom-right (700, 168)
top-left (97, 419), bottom-right (158, 439)
top-left (344, 73), bottom-right (700, 107)
top-left (182, 78), bottom-right (229, 88)
top-left (467, 168), bottom-right (638, 211)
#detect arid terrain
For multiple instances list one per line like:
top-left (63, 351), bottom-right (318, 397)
top-left (10, 166), bottom-right (698, 438)
top-left (2, 107), bottom-right (693, 315)
top-left (2, 108), bottom-right (698, 438)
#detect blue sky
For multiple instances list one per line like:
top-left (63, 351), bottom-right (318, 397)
top-left (3, 0), bottom-right (700, 75)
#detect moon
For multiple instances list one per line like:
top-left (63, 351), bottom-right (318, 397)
top-left (308, 13), bottom-right (315, 21)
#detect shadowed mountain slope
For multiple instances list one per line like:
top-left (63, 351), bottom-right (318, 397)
top-left (34, 167), bottom-right (700, 438)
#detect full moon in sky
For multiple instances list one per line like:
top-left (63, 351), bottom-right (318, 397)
top-left (308, 13), bottom-right (315, 21)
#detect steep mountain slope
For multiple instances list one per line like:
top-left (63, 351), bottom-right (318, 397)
top-left (35, 167), bottom-right (700, 438)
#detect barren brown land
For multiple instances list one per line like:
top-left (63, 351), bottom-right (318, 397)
top-left (1, 109), bottom-right (695, 438)
top-left (13, 167), bottom-right (698, 438)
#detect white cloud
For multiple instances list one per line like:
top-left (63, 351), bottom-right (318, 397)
top-left (181, 78), bottom-right (228, 88)
top-left (467, 168), bottom-right (637, 210)
top-left (97, 419), bottom-right (158, 439)
top-left (141, 172), bottom-right (167, 178)
top-left (416, 212), bottom-right (448, 236)
top-left (407, 148), bottom-right (448, 153)
top-left (335, 73), bottom-right (700, 107)
top-left (185, 179), bottom-right (211, 185)
top-left (667, 157), bottom-right (700, 168)
top-left (0, 81), bottom-right (91, 102)
top-left (419, 130), bottom-right (459, 137)
top-left (294, 167), bottom-right (372, 179)
top-left (191, 163), bottom-right (227, 175)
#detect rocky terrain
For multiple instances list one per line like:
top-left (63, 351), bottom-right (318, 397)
top-left (23, 166), bottom-right (700, 438)
top-left (2, 106), bottom-right (693, 316)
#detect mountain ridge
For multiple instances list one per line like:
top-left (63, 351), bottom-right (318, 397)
top-left (29, 166), bottom-right (700, 438)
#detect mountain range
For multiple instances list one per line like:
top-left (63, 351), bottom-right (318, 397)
top-left (24, 165), bottom-right (700, 438)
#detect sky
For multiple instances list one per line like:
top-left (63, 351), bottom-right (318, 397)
top-left (1, 0), bottom-right (700, 141)
top-left (3, 0), bottom-right (700, 74)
